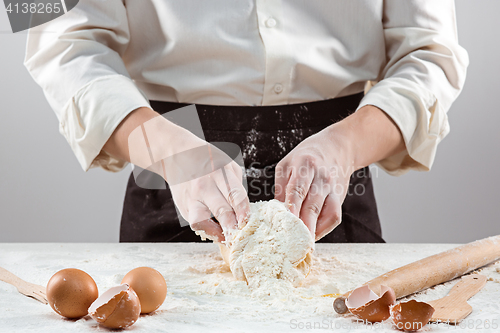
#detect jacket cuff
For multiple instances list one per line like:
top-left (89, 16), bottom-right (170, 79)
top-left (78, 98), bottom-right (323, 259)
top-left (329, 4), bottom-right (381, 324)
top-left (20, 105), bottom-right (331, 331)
top-left (58, 75), bottom-right (151, 172)
top-left (357, 78), bottom-right (450, 176)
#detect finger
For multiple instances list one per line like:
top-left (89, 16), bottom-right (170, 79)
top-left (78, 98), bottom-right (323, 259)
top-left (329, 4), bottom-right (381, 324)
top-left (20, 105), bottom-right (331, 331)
top-left (201, 184), bottom-right (239, 239)
top-left (190, 218), bottom-right (224, 242)
top-left (229, 163), bottom-right (251, 228)
top-left (299, 178), bottom-right (328, 239)
top-left (230, 161), bottom-right (243, 180)
top-left (285, 167), bottom-right (314, 216)
top-left (315, 194), bottom-right (342, 241)
top-left (213, 164), bottom-right (250, 228)
top-left (274, 161), bottom-right (289, 202)
top-left (187, 200), bottom-right (224, 242)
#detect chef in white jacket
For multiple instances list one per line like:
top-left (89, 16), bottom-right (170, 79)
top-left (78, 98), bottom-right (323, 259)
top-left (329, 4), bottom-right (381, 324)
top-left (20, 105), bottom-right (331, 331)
top-left (25, 0), bottom-right (468, 243)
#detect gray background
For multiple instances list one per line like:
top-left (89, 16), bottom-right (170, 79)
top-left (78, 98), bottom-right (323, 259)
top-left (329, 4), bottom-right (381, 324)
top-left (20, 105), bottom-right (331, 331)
top-left (1, 1), bottom-right (498, 243)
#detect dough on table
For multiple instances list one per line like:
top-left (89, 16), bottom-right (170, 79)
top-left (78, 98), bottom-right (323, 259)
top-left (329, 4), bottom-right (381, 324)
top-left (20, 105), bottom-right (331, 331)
top-left (219, 200), bottom-right (314, 288)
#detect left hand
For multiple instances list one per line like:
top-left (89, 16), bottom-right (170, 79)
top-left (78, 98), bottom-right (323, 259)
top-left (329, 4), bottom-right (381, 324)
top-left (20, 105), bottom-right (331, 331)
top-left (274, 128), bottom-right (353, 241)
top-left (274, 105), bottom-right (406, 241)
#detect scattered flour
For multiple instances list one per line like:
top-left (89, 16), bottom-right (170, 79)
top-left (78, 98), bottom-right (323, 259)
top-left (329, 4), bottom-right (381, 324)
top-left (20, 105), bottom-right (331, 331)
top-left (1, 243), bottom-right (500, 332)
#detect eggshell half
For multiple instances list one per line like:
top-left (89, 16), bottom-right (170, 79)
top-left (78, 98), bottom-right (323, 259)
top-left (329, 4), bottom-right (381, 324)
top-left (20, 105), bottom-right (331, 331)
top-left (88, 284), bottom-right (141, 329)
top-left (121, 267), bottom-right (167, 314)
top-left (46, 268), bottom-right (98, 319)
top-left (391, 300), bottom-right (435, 332)
top-left (346, 285), bottom-right (396, 322)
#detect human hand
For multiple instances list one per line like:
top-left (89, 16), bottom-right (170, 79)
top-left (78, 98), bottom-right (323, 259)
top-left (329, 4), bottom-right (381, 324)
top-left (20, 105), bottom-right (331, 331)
top-left (167, 140), bottom-right (251, 244)
top-left (119, 109), bottom-right (250, 243)
top-left (274, 129), bottom-right (352, 241)
top-left (274, 105), bottom-right (406, 241)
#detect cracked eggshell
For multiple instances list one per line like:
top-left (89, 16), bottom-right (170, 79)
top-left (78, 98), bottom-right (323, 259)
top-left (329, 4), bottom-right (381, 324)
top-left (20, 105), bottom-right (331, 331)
top-left (391, 300), bottom-right (435, 332)
top-left (88, 284), bottom-right (141, 329)
top-left (345, 285), bottom-right (396, 322)
top-left (121, 267), bottom-right (167, 314)
top-left (46, 268), bottom-right (98, 319)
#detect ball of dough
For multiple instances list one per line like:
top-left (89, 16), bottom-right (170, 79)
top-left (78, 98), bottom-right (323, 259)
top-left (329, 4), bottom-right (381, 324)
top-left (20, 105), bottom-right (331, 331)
top-left (221, 200), bottom-right (314, 287)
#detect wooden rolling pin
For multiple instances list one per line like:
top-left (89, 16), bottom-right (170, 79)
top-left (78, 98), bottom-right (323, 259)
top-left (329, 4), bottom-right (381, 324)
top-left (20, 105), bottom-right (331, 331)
top-left (333, 235), bottom-right (500, 314)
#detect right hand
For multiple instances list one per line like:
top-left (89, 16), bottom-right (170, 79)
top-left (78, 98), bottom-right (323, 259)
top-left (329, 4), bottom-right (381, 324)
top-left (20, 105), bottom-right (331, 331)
top-left (167, 140), bottom-right (250, 243)
top-left (119, 108), bottom-right (250, 243)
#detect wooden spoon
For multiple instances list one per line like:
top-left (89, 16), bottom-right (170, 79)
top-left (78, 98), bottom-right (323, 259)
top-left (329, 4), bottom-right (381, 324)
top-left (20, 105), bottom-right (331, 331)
top-left (0, 266), bottom-right (48, 304)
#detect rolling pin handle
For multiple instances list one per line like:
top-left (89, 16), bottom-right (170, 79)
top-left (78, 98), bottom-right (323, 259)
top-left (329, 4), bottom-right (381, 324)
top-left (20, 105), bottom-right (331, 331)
top-left (333, 296), bottom-right (348, 314)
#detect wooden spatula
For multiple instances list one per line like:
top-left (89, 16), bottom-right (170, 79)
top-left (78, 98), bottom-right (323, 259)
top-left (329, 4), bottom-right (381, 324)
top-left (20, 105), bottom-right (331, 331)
top-left (0, 266), bottom-right (48, 304)
top-left (334, 235), bottom-right (500, 314)
top-left (428, 274), bottom-right (487, 324)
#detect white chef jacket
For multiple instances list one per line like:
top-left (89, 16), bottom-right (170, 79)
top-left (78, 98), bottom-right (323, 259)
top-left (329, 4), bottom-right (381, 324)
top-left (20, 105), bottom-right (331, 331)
top-left (24, 0), bottom-right (468, 176)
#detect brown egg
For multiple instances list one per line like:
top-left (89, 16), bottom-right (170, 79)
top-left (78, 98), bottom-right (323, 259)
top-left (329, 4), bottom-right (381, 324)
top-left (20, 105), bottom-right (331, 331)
top-left (121, 267), bottom-right (167, 314)
top-left (46, 268), bottom-right (99, 319)
top-left (88, 284), bottom-right (141, 329)
top-left (391, 300), bottom-right (435, 332)
top-left (345, 285), bottom-right (396, 322)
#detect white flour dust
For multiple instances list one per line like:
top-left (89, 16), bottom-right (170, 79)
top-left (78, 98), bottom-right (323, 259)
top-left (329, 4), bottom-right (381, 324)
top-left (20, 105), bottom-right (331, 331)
top-left (2, 243), bottom-right (500, 332)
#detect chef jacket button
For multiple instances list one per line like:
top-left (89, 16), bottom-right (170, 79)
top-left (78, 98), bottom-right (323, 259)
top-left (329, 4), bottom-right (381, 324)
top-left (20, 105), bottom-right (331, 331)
top-left (266, 18), bottom-right (277, 28)
top-left (274, 83), bottom-right (283, 94)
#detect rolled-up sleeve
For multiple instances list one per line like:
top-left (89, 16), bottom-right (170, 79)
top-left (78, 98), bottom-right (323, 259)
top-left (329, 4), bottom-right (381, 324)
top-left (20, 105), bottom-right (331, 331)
top-left (24, 0), bottom-right (150, 172)
top-left (357, 0), bottom-right (469, 175)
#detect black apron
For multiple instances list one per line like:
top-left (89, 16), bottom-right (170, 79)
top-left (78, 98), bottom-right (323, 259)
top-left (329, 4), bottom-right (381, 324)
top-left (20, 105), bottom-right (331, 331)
top-left (120, 93), bottom-right (384, 243)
